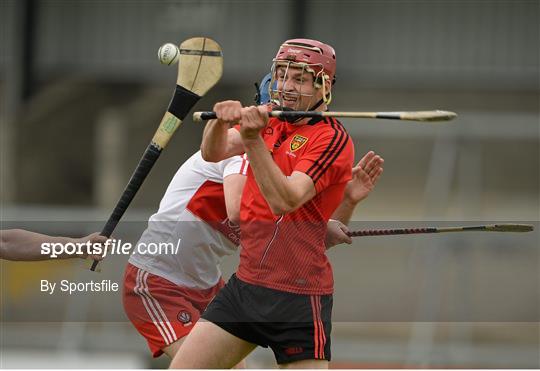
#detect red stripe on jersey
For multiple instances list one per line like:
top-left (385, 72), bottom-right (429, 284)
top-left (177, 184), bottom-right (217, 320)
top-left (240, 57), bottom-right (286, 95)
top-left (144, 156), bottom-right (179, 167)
top-left (186, 180), bottom-right (240, 245)
top-left (240, 155), bottom-right (248, 175)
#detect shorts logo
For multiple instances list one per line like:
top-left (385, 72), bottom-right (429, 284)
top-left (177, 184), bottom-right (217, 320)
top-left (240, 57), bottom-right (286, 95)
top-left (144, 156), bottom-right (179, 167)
top-left (177, 311), bottom-right (192, 327)
top-left (284, 346), bottom-right (304, 356)
top-left (290, 135), bottom-right (308, 152)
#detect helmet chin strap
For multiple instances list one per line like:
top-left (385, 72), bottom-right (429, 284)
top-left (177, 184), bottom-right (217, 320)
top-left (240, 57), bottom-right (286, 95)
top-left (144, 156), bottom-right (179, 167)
top-left (308, 97), bottom-right (325, 111)
top-left (275, 97), bottom-right (325, 124)
top-left (273, 105), bottom-right (302, 124)
top-left (306, 73), bottom-right (331, 114)
top-left (275, 99), bottom-right (324, 124)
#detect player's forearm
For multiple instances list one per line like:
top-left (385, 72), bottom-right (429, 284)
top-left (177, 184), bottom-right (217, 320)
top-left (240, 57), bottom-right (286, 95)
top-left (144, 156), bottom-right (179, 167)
top-left (330, 198), bottom-right (358, 225)
top-left (0, 229), bottom-right (76, 261)
top-left (201, 119), bottom-right (230, 162)
top-left (243, 137), bottom-right (302, 215)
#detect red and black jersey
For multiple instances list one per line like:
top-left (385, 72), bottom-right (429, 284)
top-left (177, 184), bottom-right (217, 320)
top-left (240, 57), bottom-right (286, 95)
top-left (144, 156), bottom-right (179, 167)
top-left (237, 117), bottom-right (354, 295)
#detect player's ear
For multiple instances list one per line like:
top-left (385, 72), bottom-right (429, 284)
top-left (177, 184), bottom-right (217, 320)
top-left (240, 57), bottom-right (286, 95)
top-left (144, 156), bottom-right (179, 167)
top-left (314, 73), bottom-right (332, 95)
top-left (324, 74), bottom-right (332, 91)
top-left (320, 74), bottom-right (332, 105)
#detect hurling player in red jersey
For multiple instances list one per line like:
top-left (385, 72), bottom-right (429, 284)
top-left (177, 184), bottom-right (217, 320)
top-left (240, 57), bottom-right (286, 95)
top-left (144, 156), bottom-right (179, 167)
top-left (171, 39), bottom-right (357, 369)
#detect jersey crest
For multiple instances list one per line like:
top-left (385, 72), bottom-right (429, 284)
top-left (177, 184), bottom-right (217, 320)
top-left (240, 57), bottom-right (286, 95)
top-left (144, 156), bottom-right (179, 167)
top-left (290, 134), bottom-right (308, 152)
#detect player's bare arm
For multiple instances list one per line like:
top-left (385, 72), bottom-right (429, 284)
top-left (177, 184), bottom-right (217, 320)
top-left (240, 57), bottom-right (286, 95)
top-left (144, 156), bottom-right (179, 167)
top-left (223, 173), bottom-right (247, 224)
top-left (240, 105), bottom-right (316, 215)
top-left (201, 100), bottom-right (245, 162)
top-left (0, 229), bottom-right (107, 261)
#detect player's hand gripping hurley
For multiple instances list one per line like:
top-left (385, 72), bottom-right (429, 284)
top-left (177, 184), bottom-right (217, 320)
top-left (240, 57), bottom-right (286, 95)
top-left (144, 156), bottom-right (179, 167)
top-left (90, 37), bottom-right (223, 271)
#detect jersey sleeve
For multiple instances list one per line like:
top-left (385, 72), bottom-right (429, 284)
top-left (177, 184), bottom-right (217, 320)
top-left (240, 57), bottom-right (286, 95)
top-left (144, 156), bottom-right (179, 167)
top-left (294, 120), bottom-right (354, 194)
top-left (222, 154), bottom-right (249, 178)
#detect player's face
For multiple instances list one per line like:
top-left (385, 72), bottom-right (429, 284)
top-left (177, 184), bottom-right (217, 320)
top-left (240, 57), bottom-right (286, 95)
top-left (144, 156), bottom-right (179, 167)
top-left (275, 66), bottom-right (321, 111)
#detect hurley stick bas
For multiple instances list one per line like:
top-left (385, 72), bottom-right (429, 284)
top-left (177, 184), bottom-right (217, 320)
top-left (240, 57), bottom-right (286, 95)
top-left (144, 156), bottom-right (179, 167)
top-left (347, 224), bottom-right (534, 237)
top-left (193, 110), bottom-right (457, 123)
top-left (90, 37), bottom-right (223, 272)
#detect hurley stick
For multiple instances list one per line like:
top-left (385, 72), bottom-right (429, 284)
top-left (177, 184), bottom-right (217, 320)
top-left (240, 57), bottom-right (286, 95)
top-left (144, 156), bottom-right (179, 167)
top-left (193, 110), bottom-right (457, 123)
top-left (89, 37), bottom-right (223, 272)
top-left (347, 224), bottom-right (534, 237)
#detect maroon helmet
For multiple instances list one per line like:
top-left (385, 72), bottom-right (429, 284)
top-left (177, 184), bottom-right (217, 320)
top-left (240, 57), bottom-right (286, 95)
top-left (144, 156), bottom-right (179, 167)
top-left (269, 38), bottom-right (337, 112)
top-left (274, 38), bottom-right (336, 82)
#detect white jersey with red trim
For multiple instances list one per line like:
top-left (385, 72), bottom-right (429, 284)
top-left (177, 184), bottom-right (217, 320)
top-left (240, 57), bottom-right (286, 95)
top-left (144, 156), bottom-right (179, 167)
top-left (128, 150), bottom-right (248, 290)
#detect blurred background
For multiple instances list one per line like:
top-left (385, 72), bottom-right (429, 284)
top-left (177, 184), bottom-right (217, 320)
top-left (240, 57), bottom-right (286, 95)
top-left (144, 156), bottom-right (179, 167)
top-left (1, 0), bottom-right (538, 368)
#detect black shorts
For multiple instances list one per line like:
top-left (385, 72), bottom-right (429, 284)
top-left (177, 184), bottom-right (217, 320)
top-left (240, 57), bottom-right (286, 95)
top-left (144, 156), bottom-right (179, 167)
top-left (201, 274), bottom-right (332, 364)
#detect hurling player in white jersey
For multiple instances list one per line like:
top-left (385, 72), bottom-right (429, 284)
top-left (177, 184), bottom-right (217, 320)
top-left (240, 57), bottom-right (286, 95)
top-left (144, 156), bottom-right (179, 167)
top-left (123, 150), bottom-right (249, 359)
top-left (122, 75), bottom-right (384, 361)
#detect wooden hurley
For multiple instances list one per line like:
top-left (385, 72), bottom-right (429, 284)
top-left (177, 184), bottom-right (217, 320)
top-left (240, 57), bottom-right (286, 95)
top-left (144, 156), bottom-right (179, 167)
top-left (193, 109), bottom-right (457, 123)
top-left (347, 224), bottom-right (534, 237)
top-left (89, 37), bottom-right (223, 272)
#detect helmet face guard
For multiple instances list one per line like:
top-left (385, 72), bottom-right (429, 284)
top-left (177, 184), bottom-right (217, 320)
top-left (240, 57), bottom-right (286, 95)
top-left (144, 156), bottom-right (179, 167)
top-left (269, 61), bottom-right (331, 112)
top-left (269, 39), bottom-right (336, 116)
